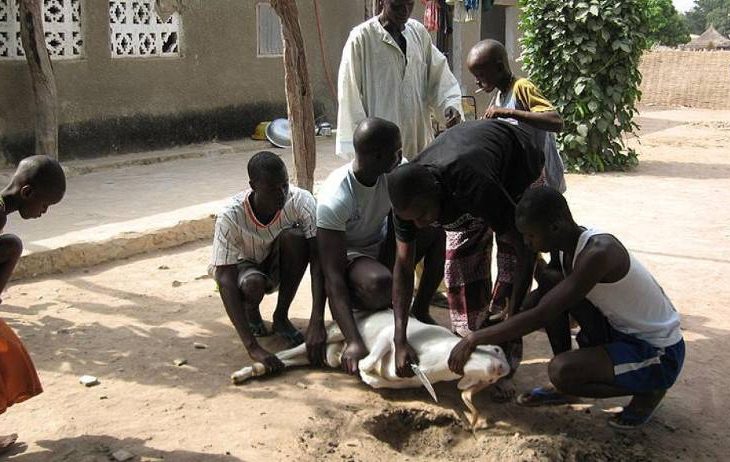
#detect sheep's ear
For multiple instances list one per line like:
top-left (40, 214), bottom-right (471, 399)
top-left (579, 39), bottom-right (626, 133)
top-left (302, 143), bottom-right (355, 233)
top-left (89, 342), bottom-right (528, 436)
top-left (457, 375), bottom-right (480, 390)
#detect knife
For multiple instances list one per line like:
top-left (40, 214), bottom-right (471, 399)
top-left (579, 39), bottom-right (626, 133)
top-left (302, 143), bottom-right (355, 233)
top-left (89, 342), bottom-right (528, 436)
top-left (411, 363), bottom-right (438, 403)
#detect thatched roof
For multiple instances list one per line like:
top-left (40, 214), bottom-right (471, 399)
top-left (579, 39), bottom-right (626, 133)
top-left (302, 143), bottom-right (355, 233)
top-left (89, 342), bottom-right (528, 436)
top-left (685, 25), bottom-right (730, 50)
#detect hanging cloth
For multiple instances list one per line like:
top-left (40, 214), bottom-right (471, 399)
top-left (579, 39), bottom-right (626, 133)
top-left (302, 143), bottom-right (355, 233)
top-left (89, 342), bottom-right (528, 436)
top-left (423, 0), bottom-right (440, 32)
top-left (464, 0), bottom-right (479, 22)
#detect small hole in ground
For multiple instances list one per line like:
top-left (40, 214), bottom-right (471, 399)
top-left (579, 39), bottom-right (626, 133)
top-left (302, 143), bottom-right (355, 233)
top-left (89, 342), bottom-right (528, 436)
top-left (363, 408), bottom-right (462, 455)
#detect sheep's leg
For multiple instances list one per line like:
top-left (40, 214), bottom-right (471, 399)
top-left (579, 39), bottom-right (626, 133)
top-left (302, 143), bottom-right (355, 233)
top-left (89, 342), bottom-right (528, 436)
top-left (358, 333), bottom-right (392, 373)
top-left (461, 388), bottom-right (488, 431)
top-left (231, 343), bottom-right (310, 384)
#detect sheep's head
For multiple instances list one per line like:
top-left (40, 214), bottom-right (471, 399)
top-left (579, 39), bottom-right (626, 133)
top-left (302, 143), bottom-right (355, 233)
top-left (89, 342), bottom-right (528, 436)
top-left (455, 345), bottom-right (510, 430)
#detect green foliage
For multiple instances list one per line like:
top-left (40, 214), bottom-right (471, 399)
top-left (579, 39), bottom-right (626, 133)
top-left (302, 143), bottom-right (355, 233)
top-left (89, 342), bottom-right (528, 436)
top-left (685, 0), bottom-right (730, 35)
top-left (643, 0), bottom-right (691, 46)
top-left (520, 0), bottom-right (648, 172)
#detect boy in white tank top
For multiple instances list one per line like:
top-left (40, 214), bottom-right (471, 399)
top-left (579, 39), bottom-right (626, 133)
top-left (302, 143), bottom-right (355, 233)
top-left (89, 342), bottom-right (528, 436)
top-left (447, 186), bottom-right (684, 430)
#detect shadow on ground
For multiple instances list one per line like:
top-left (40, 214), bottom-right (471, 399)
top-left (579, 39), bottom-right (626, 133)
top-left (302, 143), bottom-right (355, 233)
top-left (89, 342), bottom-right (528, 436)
top-left (6, 434), bottom-right (242, 461)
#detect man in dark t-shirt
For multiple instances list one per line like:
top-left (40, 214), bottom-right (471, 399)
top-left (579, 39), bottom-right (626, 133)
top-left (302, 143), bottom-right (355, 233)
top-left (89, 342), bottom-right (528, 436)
top-left (386, 120), bottom-right (545, 397)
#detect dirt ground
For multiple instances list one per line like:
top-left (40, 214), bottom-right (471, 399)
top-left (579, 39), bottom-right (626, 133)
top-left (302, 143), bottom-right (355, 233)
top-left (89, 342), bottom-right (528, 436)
top-left (2, 109), bottom-right (729, 461)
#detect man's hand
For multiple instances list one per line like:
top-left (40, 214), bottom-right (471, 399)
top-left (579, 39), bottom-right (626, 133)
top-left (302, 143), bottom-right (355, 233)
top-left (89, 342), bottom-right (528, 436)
top-left (535, 257), bottom-right (563, 288)
top-left (248, 344), bottom-right (285, 373)
top-left (483, 106), bottom-right (513, 120)
top-left (341, 340), bottom-right (368, 375)
top-left (305, 319), bottom-right (328, 367)
top-left (444, 106), bottom-right (462, 128)
top-left (395, 341), bottom-right (419, 378)
top-left (448, 334), bottom-right (477, 375)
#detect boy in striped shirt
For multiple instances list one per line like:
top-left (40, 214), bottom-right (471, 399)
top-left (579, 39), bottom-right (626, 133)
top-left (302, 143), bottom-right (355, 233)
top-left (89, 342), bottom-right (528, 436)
top-left (212, 152), bottom-right (326, 372)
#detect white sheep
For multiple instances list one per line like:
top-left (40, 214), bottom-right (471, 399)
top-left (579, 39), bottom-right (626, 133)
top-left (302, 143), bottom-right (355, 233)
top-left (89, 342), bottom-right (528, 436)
top-left (231, 309), bottom-right (510, 429)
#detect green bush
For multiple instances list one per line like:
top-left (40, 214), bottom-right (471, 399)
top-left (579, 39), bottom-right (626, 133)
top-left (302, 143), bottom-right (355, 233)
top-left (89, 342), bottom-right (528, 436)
top-left (520, 0), bottom-right (648, 172)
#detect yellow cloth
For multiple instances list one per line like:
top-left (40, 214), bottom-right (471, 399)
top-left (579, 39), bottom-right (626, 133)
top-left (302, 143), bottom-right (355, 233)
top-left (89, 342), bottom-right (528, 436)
top-left (0, 319), bottom-right (42, 414)
top-left (511, 78), bottom-right (555, 113)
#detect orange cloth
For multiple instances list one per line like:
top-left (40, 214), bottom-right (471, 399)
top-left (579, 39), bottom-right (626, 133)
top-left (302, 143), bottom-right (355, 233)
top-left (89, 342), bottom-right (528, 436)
top-left (0, 318), bottom-right (42, 414)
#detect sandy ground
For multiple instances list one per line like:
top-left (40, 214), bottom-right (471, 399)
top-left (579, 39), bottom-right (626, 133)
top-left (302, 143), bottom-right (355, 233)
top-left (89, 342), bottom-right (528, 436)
top-left (1, 110), bottom-right (729, 461)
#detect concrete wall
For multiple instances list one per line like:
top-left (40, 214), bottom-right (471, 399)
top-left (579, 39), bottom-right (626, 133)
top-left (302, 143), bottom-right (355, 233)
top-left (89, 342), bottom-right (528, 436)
top-left (0, 0), bottom-right (362, 161)
top-left (0, 1), bottom-right (499, 162)
top-left (639, 50), bottom-right (730, 110)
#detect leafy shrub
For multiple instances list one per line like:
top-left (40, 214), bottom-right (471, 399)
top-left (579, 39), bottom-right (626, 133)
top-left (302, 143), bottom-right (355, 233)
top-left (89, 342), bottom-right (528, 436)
top-left (520, 0), bottom-right (648, 172)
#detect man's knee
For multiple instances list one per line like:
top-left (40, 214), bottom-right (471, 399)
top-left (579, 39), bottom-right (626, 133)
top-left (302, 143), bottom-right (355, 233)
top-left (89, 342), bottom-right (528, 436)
top-left (279, 228), bottom-right (307, 253)
top-left (359, 271), bottom-right (392, 308)
top-left (548, 354), bottom-right (576, 390)
top-left (0, 234), bottom-right (23, 261)
top-left (239, 275), bottom-right (267, 302)
top-left (367, 271), bottom-right (392, 296)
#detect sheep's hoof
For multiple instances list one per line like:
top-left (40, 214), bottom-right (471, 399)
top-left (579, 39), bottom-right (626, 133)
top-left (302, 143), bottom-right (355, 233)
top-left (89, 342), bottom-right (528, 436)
top-left (461, 410), bottom-right (489, 432)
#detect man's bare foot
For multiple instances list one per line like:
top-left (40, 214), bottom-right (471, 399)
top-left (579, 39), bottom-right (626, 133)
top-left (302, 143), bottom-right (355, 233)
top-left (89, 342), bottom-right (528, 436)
top-left (0, 434), bottom-right (18, 454)
top-left (272, 317), bottom-right (305, 347)
top-left (247, 308), bottom-right (269, 337)
top-left (609, 389), bottom-right (666, 430)
top-left (489, 377), bottom-right (517, 403)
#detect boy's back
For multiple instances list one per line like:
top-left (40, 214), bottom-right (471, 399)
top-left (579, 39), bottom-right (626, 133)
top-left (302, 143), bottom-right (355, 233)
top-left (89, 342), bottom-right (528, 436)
top-left (495, 77), bottom-right (566, 193)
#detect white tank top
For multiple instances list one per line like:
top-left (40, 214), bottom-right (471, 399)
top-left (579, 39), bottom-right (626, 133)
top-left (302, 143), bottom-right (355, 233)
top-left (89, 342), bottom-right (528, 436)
top-left (562, 229), bottom-right (682, 348)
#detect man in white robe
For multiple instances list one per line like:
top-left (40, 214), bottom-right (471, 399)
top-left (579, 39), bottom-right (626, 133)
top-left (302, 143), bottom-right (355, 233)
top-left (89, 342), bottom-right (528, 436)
top-left (336, 0), bottom-right (464, 160)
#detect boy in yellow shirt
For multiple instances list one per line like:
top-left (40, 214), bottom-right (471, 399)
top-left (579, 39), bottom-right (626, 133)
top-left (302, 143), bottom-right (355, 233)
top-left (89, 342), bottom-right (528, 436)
top-left (468, 39), bottom-right (565, 192)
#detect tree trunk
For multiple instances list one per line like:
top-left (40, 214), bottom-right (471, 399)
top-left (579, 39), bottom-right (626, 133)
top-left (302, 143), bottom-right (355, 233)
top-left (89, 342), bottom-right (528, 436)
top-left (19, 0), bottom-right (59, 160)
top-left (270, 0), bottom-right (316, 192)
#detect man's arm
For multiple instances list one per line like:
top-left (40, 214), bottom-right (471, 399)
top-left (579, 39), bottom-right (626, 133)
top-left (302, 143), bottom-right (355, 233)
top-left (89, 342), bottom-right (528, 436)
top-left (484, 107), bottom-right (564, 132)
top-left (485, 80), bottom-right (563, 132)
top-left (336, 35), bottom-right (367, 159)
top-left (506, 228), bottom-right (537, 318)
top-left (392, 238), bottom-right (419, 377)
top-left (448, 244), bottom-right (614, 374)
top-left (214, 265), bottom-right (283, 372)
top-left (305, 236), bottom-right (328, 366)
top-left (317, 227), bottom-right (367, 374)
top-left (425, 39), bottom-right (463, 126)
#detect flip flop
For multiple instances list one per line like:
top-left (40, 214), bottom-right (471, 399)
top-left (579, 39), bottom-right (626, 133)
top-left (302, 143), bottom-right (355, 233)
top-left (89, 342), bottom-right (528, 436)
top-left (516, 387), bottom-right (576, 407)
top-left (608, 405), bottom-right (661, 430)
top-left (0, 434), bottom-right (18, 455)
top-left (249, 320), bottom-right (270, 337)
top-left (275, 325), bottom-right (305, 347)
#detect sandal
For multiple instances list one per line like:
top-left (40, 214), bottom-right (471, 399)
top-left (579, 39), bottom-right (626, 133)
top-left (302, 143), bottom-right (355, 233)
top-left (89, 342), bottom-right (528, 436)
top-left (608, 405), bottom-right (661, 430)
top-left (0, 434), bottom-right (18, 455)
top-left (516, 387), bottom-right (576, 407)
top-left (249, 320), bottom-right (270, 337)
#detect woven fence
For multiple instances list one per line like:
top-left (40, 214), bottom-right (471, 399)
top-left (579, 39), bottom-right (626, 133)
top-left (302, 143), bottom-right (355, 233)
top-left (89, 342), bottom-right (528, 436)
top-left (639, 50), bottom-right (730, 109)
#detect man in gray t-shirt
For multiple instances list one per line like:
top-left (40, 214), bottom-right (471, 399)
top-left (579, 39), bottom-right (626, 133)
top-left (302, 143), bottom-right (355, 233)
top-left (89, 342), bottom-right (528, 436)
top-left (317, 118), bottom-right (445, 377)
top-left (317, 161), bottom-right (392, 262)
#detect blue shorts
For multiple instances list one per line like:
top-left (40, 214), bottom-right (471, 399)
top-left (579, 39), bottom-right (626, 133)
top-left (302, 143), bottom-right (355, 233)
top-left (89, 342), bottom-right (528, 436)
top-left (577, 324), bottom-right (685, 394)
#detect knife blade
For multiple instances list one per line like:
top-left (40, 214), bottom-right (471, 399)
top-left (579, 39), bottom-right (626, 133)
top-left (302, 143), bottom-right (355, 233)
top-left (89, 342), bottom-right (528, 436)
top-left (411, 363), bottom-right (438, 403)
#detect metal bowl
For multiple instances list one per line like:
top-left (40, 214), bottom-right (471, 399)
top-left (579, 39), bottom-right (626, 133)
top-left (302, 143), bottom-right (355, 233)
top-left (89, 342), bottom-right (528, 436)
top-left (266, 118), bottom-right (292, 148)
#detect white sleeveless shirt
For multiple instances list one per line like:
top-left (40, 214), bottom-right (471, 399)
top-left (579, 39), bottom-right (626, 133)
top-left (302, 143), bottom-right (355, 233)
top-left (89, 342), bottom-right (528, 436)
top-left (562, 229), bottom-right (682, 348)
